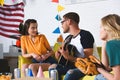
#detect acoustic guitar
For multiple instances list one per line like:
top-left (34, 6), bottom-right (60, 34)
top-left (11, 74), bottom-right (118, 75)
top-left (57, 35), bottom-right (78, 66)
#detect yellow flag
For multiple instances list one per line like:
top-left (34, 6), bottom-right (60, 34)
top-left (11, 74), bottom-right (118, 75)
top-left (0, 0), bottom-right (4, 6)
top-left (57, 4), bottom-right (65, 12)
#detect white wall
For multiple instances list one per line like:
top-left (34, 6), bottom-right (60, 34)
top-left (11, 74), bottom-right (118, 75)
top-left (0, 0), bottom-right (120, 52)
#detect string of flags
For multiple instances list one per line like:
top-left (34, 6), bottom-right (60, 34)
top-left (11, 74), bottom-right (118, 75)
top-left (52, 0), bottom-right (65, 34)
top-left (0, 0), bottom-right (14, 6)
top-left (0, 0), bottom-right (4, 6)
top-left (0, 0), bottom-right (26, 6)
top-left (0, 0), bottom-right (65, 36)
top-left (51, 0), bottom-right (59, 3)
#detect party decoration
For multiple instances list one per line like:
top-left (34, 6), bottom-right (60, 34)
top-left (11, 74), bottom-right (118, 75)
top-left (37, 66), bottom-right (44, 78)
top-left (57, 34), bottom-right (63, 42)
top-left (52, 0), bottom-right (59, 3)
top-left (28, 69), bottom-right (33, 77)
top-left (55, 14), bottom-right (62, 21)
top-left (51, 0), bottom-right (64, 35)
top-left (0, 0), bottom-right (4, 6)
top-left (12, 0), bottom-right (15, 2)
top-left (57, 4), bottom-right (65, 12)
top-left (53, 27), bottom-right (60, 34)
top-left (16, 39), bottom-right (21, 47)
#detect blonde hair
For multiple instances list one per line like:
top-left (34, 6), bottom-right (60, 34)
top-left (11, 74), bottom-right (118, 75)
top-left (101, 14), bottom-right (120, 40)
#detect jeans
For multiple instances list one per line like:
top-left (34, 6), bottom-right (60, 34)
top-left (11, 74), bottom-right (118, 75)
top-left (49, 64), bottom-right (75, 80)
top-left (94, 74), bottom-right (107, 80)
top-left (32, 56), bottom-right (57, 64)
top-left (64, 68), bottom-right (85, 80)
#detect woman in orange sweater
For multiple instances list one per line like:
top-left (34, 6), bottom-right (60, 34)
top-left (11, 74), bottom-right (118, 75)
top-left (20, 19), bottom-right (57, 76)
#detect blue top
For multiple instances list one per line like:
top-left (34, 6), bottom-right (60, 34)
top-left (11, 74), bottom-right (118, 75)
top-left (106, 39), bottom-right (120, 67)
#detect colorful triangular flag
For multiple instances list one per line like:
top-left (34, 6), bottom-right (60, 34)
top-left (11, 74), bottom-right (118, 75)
top-left (57, 4), bottom-right (65, 12)
top-left (0, 0), bottom-right (4, 6)
top-left (12, 0), bottom-right (15, 2)
top-left (55, 14), bottom-right (62, 21)
top-left (28, 69), bottom-right (33, 77)
top-left (51, 0), bottom-right (59, 3)
top-left (53, 27), bottom-right (61, 34)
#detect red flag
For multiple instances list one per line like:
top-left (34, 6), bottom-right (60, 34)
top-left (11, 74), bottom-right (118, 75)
top-left (0, 2), bottom-right (24, 39)
top-left (52, 0), bottom-right (59, 3)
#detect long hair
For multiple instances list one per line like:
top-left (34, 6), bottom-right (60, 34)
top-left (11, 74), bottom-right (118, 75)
top-left (20, 19), bottom-right (38, 35)
top-left (101, 14), bottom-right (120, 40)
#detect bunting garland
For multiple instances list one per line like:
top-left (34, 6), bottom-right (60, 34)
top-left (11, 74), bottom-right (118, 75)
top-left (52, 0), bottom-right (65, 34)
top-left (52, 0), bottom-right (59, 3)
top-left (0, 0), bottom-right (65, 37)
top-left (52, 27), bottom-right (60, 33)
top-left (57, 4), bottom-right (64, 12)
top-left (0, 0), bottom-right (4, 6)
top-left (0, 0), bottom-right (25, 6)
top-left (55, 14), bottom-right (61, 21)
top-left (12, 0), bottom-right (15, 2)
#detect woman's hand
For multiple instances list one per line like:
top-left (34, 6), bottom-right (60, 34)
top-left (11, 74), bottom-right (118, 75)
top-left (31, 53), bottom-right (42, 61)
top-left (41, 54), bottom-right (49, 61)
top-left (41, 51), bottom-right (52, 61)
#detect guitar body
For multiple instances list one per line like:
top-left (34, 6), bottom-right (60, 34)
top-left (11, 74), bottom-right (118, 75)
top-left (58, 44), bottom-right (77, 66)
top-left (58, 56), bottom-right (68, 65)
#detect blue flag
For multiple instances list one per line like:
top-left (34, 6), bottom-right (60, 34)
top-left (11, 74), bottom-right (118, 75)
top-left (53, 27), bottom-right (60, 34)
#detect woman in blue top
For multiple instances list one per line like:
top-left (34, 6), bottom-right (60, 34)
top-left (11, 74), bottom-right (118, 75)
top-left (95, 14), bottom-right (120, 80)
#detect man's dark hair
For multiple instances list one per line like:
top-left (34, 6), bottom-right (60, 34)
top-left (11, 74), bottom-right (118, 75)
top-left (63, 12), bottom-right (80, 24)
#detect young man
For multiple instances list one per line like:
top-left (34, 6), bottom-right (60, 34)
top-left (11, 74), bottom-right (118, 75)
top-left (49, 12), bottom-right (95, 80)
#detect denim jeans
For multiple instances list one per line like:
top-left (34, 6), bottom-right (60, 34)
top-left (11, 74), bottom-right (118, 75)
top-left (94, 74), bottom-right (107, 80)
top-left (49, 64), bottom-right (75, 80)
top-left (64, 68), bottom-right (85, 80)
top-left (32, 56), bottom-right (57, 64)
